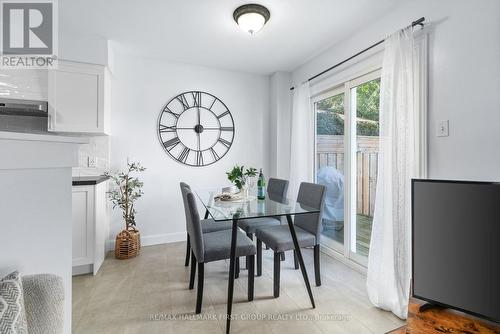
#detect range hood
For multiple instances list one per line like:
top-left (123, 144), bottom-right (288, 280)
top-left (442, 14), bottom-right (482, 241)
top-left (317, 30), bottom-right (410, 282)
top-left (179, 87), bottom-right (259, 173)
top-left (0, 98), bottom-right (48, 117)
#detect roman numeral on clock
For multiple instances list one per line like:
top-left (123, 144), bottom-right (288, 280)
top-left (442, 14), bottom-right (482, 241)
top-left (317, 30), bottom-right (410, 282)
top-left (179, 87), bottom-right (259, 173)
top-left (209, 147), bottom-right (219, 161)
top-left (192, 92), bottom-right (201, 107)
top-left (217, 110), bottom-right (230, 119)
top-left (163, 137), bottom-right (180, 151)
top-left (178, 147), bottom-right (190, 163)
top-left (208, 97), bottom-right (217, 110)
top-left (159, 124), bottom-right (177, 133)
top-left (218, 138), bottom-right (232, 148)
top-left (176, 95), bottom-right (190, 111)
top-left (164, 107), bottom-right (181, 119)
top-left (220, 127), bottom-right (234, 132)
top-left (196, 151), bottom-right (203, 166)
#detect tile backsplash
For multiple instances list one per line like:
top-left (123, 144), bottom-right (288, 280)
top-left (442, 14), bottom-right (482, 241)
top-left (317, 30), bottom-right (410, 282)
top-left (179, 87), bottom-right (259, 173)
top-left (0, 69), bottom-right (48, 100)
top-left (73, 136), bottom-right (110, 177)
top-left (0, 69), bottom-right (49, 133)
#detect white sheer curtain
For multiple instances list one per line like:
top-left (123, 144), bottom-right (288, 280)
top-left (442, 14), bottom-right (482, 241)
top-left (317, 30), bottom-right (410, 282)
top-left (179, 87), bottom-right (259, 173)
top-left (366, 27), bottom-right (425, 319)
top-left (289, 82), bottom-right (313, 199)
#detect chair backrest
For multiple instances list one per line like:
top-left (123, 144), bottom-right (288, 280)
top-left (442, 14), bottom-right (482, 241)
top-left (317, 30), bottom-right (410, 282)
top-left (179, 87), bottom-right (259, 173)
top-left (267, 178), bottom-right (289, 202)
top-left (181, 185), bottom-right (204, 262)
top-left (179, 182), bottom-right (192, 230)
top-left (294, 182), bottom-right (326, 243)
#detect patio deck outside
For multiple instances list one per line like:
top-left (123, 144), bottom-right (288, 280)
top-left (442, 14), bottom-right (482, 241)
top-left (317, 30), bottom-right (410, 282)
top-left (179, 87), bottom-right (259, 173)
top-left (317, 135), bottom-right (379, 258)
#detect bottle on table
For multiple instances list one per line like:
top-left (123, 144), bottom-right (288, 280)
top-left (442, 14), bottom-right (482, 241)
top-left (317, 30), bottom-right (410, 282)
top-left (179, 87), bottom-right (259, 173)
top-left (257, 168), bottom-right (266, 200)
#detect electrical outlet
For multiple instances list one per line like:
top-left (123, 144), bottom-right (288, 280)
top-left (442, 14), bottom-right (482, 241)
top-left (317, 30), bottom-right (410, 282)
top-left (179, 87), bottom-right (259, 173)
top-left (88, 156), bottom-right (96, 168)
top-left (437, 120), bottom-right (449, 137)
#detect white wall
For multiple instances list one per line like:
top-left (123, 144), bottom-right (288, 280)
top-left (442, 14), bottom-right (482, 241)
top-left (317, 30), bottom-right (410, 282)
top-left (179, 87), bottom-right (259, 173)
top-left (59, 28), bottom-right (108, 65)
top-left (108, 53), bottom-right (270, 243)
top-left (289, 0), bottom-right (500, 181)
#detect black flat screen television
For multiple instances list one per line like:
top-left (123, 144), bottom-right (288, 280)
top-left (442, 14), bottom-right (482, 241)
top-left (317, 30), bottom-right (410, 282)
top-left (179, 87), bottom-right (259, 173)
top-left (412, 179), bottom-right (500, 323)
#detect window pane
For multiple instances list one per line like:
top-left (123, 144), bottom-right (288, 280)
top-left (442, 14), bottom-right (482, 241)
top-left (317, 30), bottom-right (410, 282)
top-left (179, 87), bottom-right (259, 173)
top-left (352, 78), bottom-right (380, 259)
top-left (315, 93), bottom-right (345, 248)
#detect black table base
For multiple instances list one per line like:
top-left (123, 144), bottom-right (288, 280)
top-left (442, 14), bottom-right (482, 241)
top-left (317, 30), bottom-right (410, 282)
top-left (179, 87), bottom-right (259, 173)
top-left (225, 214), bottom-right (316, 334)
top-left (226, 217), bottom-right (239, 334)
top-left (285, 214), bottom-right (316, 308)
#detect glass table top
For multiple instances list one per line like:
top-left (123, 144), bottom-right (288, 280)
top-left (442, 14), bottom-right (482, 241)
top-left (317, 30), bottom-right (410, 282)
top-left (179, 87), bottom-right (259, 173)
top-left (196, 189), bottom-right (320, 221)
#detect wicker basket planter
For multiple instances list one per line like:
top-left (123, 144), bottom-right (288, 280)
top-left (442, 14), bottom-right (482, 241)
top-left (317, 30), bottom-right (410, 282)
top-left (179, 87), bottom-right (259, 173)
top-left (115, 228), bottom-right (141, 260)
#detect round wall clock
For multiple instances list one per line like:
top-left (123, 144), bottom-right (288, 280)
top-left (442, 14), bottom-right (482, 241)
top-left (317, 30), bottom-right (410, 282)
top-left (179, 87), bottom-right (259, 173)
top-left (157, 91), bottom-right (235, 167)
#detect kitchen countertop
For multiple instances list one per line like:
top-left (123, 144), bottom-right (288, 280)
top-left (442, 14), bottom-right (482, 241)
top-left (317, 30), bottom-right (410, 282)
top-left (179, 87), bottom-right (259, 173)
top-left (72, 175), bottom-right (110, 186)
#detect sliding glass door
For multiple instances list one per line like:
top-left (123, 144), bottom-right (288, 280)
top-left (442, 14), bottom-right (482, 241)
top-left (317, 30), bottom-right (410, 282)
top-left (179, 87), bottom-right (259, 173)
top-left (314, 87), bottom-right (345, 253)
top-left (314, 70), bottom-right (380, 266)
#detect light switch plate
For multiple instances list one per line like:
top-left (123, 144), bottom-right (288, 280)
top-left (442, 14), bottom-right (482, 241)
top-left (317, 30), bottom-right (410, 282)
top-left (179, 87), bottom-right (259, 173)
top-left (88, 156), bottom-right (96, 168)
top-left (437, 120), bottom-right (449, 137)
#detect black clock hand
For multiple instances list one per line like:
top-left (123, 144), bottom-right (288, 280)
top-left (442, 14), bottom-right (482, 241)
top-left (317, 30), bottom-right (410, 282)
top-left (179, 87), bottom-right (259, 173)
top-left (197, 106), bottom-right (200, 127)
top-left (196, 106), bottom-right (201, 151)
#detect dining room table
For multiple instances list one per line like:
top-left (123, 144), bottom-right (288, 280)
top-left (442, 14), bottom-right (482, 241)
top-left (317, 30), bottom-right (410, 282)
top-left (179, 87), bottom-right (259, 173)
top-left (196, 188), bottom-right (320, 334)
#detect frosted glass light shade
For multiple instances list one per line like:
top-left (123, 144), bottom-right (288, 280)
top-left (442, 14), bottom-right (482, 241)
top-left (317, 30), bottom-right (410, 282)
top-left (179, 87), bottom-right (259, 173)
top-left (233, 4), bottom-right (270, 35)
top-left (237, 12), bottom-right (266, 34)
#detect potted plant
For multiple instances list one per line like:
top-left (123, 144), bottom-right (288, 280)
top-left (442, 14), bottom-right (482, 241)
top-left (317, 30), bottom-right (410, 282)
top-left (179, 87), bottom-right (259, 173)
top-left (226, 165), bottom-right (257, 197)
top-left (106, 161), bottom-right (146, 259)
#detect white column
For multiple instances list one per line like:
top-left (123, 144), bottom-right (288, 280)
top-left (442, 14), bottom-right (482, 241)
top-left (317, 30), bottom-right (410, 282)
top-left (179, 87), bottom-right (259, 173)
top-left (0, 132), bottom-right (87, 334)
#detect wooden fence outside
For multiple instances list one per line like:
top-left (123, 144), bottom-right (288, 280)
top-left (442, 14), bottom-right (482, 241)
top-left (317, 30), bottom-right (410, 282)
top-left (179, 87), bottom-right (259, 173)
top-left (316, 135), bottom-right (379, 217)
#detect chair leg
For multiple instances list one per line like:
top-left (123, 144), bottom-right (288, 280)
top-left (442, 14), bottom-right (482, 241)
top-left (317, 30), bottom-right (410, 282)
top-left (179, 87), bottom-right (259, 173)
top-left (235, 257), bottom-right (240, 279)
top-left (245, 233), bottom-right (253, 269)
top-left (189, 252), bottom-right (196, 290)
top-left (314, 245), bottom-right (321, 286)
top-left (273, 252), bottom-right (281, 298)
top-left (196, 262), bottom-right (204, 314)
top-left (257, 239), bottom-right (262, 276)
top-left (280, 252), bottom-right (285, 261)
top-left (248, 255), bottom-right (255, 301)
top-left (293, 250), bottom-right (299, 270)
top-left (185, 234), bottom-right (191, 267)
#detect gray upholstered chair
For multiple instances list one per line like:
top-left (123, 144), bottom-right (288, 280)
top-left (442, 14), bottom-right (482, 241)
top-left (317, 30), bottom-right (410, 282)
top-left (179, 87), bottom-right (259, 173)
top-left (237, 178), bottom-right (289, 274)
top-left (182, 186), bottom-right (256, 314)
top-left (180, 182), bottom-right (232, 268)
top-left (255, 182), bottom-right (326, 298)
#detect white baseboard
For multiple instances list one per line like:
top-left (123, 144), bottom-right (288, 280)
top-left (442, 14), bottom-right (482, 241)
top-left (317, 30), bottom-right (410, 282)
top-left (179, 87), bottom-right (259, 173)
top-left (106, 231), bottom-right (186, 252)
top-left (72, 264), bottom-right (92, 276)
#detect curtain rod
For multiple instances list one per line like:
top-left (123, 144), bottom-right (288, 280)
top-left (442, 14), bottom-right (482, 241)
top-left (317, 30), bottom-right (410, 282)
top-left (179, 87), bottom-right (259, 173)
top-left (289, 17), bottom-right (425, 91)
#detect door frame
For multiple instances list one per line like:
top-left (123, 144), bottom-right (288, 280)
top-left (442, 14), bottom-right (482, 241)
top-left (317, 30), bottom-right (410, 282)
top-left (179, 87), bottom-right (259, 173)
top-left (312, 68), bottom-right (381, 268)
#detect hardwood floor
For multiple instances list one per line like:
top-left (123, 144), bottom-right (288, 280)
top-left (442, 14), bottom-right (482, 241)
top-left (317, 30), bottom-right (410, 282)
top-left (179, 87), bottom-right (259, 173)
top-left (73, 242), bottom-right (402, 334)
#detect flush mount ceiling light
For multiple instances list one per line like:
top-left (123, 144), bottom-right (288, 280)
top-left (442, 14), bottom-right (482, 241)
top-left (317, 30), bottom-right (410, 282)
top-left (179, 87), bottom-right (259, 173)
top-left (233, 4), bottom-right (270, 35)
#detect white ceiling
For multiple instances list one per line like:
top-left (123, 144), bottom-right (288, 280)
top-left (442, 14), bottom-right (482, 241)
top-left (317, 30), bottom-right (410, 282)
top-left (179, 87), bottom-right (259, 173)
top-left (60, 0), bottom-right (401, 75)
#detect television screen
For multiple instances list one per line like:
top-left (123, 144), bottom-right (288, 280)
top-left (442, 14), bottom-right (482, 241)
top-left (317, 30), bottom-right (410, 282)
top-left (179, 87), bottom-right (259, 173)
top-left (412, 179), bottom-right (500, 322)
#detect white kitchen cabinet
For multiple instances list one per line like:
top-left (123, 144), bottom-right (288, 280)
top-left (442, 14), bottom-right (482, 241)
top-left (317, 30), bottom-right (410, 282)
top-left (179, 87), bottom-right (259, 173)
top-left (72, 186), bottom-right (94, 268)
top-left (48, 61), bottom-right (110, 134)
top-left (72, 179), bottom-right (109, 275)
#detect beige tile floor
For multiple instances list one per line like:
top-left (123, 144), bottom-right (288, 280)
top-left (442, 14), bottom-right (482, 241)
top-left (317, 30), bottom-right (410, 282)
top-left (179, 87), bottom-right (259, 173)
top-left (73, 242), bottom-right (404, 334)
